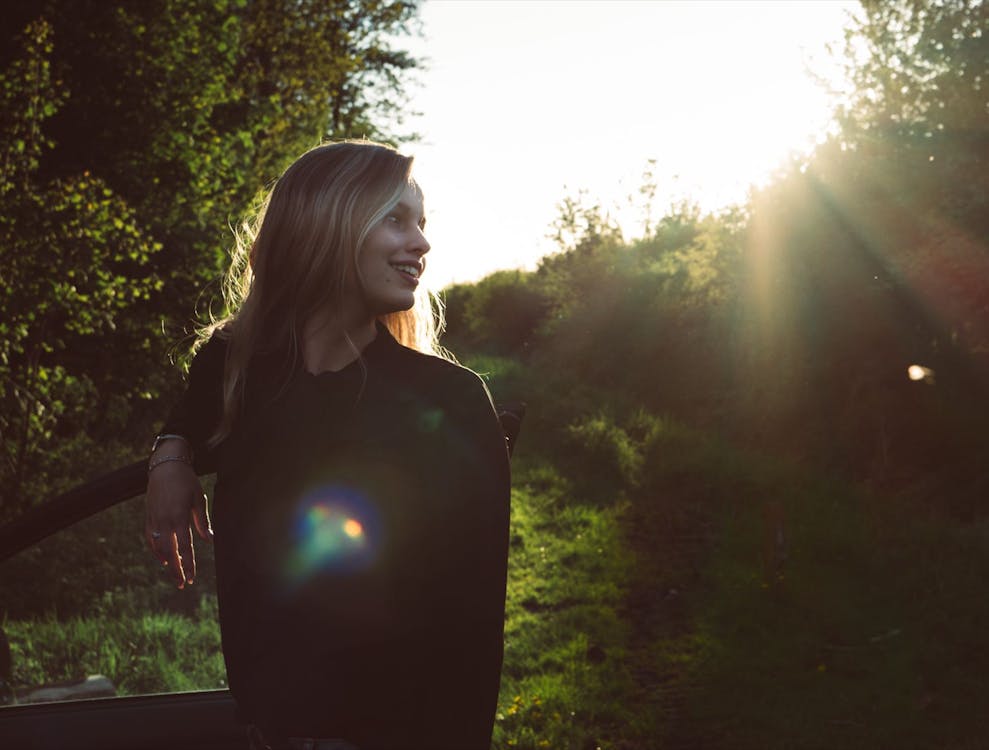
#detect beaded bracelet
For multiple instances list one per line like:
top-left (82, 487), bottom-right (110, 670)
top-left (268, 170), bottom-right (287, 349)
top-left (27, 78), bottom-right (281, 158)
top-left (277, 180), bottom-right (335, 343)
top-left (150, 433), bottom-right (191, 455)
top-left (148, 453), bottom-right (194, 474)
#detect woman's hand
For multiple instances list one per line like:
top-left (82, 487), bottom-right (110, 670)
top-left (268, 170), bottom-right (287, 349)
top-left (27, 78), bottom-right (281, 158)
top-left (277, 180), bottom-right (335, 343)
top-left (145, 442), bottom-right (213, 589)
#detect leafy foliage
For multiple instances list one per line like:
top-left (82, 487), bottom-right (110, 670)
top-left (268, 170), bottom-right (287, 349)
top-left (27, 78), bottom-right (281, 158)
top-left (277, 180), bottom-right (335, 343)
top-left (839, 0), bottom-right (987, 138)
top-left (837, 0), bottom-right (989, 239)
top-left (0, 1), bottom-right (423, 518)
top-left (0, 20), bottom-right (162, 516)
top-left (444, 270), bottom-right (550, 357)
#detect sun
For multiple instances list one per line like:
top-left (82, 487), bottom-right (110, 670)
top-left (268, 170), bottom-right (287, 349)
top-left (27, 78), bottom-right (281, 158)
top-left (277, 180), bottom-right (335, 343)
top-left (409, 0), bottom-right (856, 287)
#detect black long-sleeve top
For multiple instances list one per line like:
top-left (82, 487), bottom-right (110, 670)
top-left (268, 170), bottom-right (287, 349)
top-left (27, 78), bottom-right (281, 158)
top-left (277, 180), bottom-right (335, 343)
top-left (162, 323), bottom-right (511, 750)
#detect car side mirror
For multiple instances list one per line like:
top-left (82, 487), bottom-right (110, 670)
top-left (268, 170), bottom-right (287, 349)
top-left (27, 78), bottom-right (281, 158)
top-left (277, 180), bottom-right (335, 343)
top-left (497, 401), bottom-right (526, 457)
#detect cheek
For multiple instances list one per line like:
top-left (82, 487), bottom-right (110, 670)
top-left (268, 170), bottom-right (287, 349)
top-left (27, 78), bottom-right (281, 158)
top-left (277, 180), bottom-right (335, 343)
top-left (354, 250), bottom-right (380, 281)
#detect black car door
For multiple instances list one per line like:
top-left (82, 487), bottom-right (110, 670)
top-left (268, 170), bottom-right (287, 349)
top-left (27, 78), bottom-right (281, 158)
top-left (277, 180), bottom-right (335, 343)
top-left (0, 461), bottom-right (243, 750)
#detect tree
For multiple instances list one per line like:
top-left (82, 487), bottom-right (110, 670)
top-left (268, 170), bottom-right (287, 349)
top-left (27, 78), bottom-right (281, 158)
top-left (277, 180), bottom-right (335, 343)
top-left (443, 271), bottom-right (549, 356)
top-left (0, 20), bottom-right (162, 517)
top-left (836, 0), bottom-right (988, 236)
top-left (0, 1), bottom-right (424, 515)
top-left (839, 0), bottom-right (988, 138)
top-left (1, 0), bottom-right (422, 326)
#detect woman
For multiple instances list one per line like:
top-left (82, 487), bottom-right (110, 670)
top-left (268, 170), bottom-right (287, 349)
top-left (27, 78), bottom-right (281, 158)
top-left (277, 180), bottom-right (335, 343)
top-left (145, 141), bottom-right (511, 750)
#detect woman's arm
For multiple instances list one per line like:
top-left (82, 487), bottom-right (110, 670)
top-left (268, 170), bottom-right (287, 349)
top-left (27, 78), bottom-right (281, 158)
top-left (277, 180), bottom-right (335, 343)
top-left (144, 335), bottom-right (226, 588)
top-left (145, 438), bottom-right (211, 587)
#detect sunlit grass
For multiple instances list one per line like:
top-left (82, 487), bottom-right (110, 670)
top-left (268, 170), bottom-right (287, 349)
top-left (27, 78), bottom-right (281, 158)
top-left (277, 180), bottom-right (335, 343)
top-left (494, 469), bottom-right (636, 750)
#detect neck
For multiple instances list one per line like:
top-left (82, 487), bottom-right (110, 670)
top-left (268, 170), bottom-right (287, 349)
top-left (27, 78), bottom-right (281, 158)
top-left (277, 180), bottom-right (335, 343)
top-left (301, 313), bottom-right (377, 374)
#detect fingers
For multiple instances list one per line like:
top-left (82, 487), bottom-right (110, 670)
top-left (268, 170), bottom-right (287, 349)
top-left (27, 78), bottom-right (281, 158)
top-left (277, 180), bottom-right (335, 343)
top-left (175, 525), bottom-right (196, 587)
top-left (145, 521), bottom-right (195, 588)
top-left (192, 493), bottom-right (213, 543)
top-left (164, 530), bottom-right (186, 589)
top-left (144, 524), bottom-right (169, 567)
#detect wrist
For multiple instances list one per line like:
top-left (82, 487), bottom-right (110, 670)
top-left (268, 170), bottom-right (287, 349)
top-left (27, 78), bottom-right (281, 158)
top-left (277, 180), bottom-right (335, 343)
top-left (148, 452), bottom-right (194, 475)
top-left (151, 433), bottom-right (192, 457)
top-left (149, 433), bottom-right (194, 475)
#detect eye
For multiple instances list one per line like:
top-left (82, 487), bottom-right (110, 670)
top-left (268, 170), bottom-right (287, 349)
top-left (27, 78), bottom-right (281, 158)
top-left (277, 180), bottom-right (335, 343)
top-left (385, 213), bottom-right (400, 224)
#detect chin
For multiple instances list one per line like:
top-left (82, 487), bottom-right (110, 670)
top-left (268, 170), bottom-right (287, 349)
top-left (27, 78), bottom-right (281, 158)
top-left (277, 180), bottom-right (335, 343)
top-left (375, 294), bottom-right (416, 316)
top-left (395, 296), bottom-right (417, 313)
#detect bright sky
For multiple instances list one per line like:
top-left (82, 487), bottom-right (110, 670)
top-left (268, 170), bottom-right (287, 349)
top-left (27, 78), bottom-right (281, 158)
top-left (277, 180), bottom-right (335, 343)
top-left (404, 0), bottom-right (858, 288)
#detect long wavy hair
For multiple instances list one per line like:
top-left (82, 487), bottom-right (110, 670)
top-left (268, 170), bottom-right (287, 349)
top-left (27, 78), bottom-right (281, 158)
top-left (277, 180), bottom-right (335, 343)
top-left (199, 140), bottom-right (448, 446)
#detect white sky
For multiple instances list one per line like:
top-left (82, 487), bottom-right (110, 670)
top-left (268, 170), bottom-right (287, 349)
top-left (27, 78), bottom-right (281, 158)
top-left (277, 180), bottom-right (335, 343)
top-left (403, 0), bottom-right (858, 288)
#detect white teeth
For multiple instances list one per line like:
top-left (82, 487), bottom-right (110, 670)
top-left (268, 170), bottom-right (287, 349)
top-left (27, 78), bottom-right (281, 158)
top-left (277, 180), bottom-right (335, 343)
top-left (393, 264), bottom-right (420, 278)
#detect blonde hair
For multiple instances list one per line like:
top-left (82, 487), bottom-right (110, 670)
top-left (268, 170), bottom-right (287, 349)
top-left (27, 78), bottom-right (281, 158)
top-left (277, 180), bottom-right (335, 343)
top-left (199, 140), bottom-right (448, 446)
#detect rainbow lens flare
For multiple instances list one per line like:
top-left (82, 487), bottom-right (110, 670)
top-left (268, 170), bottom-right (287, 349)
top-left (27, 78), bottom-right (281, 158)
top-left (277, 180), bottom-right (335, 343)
top-left (283, 485), bottom-right (380, 585)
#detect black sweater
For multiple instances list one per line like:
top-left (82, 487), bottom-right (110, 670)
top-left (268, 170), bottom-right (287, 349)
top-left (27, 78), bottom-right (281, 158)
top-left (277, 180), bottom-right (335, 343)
top-left (162, 324), bottom-right (510, 750)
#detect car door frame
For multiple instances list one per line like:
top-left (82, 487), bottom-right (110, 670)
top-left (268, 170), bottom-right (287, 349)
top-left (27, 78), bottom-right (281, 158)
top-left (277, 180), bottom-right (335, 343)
top-left (0, 460), bottom-right (244, 750)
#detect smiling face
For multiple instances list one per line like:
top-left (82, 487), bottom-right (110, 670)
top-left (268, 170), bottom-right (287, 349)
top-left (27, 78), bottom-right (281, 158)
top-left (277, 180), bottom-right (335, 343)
top-left (347, 182), bottom-right (430, 322)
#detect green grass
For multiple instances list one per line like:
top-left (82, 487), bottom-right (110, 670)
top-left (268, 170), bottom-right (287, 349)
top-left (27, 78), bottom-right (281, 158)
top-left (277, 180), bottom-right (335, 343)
top-left (688, 474), bottom-right (989, 749)
top-left (493, 467), bottom-right (636, 749)
top-left (5, 595), bottom-right (225, 697)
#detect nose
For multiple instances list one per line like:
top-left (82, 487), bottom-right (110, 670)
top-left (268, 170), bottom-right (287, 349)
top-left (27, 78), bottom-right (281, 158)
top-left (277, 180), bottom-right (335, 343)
top-left (412, 226), bottom-right (430, 256)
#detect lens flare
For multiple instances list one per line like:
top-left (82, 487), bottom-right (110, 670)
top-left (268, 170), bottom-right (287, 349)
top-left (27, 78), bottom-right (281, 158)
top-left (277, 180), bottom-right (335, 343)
top-left (907, 364), bottom-right (935, 383)
top-left (283, 485), bottom-right (379, 585)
